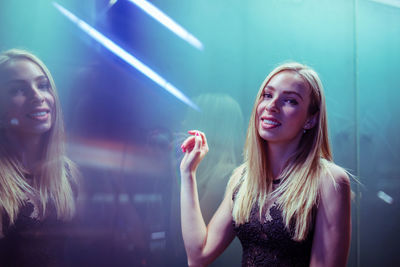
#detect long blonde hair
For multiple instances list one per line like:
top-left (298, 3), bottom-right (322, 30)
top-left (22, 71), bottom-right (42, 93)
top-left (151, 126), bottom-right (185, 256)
top-left (0, 49), bottom-right (78, 226)
top-left (231, 62), bottom-right (332, 241)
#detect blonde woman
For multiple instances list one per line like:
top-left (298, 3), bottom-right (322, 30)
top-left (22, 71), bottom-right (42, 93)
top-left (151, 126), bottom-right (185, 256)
top-left (0, 49), bottom-right (79, 266)
top-left (180, 63), bottom-right (351, 266)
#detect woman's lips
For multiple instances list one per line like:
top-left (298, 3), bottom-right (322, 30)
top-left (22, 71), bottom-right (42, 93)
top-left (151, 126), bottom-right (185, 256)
top-left (260, 117), bottom-right (281, 129)
top-left (27, 110), bottom-right (50, 121)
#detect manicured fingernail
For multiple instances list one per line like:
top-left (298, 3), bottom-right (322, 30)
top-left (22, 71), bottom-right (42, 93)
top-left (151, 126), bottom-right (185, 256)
top-left (195, 132), bottom-right (199, 136)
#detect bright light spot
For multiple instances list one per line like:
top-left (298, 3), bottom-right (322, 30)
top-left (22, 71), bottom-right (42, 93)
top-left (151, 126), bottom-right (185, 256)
top-left (53, 2), bottom-right (199, 110)
top-left (151, 231), bottom-right (166, 240)
top-left (377, 190), bottom-right (394, 204)
top-left (127, 0), bottom-right (203, 50)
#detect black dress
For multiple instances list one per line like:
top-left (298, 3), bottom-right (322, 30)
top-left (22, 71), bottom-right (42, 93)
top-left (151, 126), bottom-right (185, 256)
top-left (232, 191), bottom-right (316, 267)
top-left (0, 200), bottom-right (73, 267)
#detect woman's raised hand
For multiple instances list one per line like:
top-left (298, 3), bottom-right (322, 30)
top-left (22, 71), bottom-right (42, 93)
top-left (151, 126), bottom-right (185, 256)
top-left (179, 130), bottom-right (235, 265)
top-left (180, 130), bottom-right (209, 175)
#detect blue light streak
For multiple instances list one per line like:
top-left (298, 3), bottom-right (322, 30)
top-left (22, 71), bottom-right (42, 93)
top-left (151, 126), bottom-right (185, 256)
top-left (369, 0), bottom-right (400, 8)
top-left (127, 0), bottom-right (203, 50)
top-left (53, 2), bottom-right (199, 110)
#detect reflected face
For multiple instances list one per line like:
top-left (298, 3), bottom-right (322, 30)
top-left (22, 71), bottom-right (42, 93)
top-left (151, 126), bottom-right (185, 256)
top-left (0, 59), bottom-right (55, 138)
top-left (256, 71), bottom-right (312, 146)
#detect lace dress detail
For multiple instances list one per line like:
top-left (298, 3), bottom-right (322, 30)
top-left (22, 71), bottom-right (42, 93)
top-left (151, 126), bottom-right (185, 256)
top-left (0, 168), bottom-right (78, 266)
top-left (232, 191), bottom-right (315, 267)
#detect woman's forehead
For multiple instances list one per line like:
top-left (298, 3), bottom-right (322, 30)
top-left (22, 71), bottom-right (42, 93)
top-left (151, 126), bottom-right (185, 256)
top-left (0, 59), bottom-right (46, 84)
top-left (265, 71), bottom-right (309, 93)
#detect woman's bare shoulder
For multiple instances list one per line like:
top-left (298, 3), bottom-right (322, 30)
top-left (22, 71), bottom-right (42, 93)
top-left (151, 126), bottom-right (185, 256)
top-left (319, 161), bottom-right (351, 201)
top-left (321, 160), bottom-right (350, 186)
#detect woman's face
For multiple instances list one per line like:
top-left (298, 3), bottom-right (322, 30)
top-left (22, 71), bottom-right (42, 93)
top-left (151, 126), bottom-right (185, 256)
top-left (256, 70), bottom-right (314, 146)
top-left (0, 59), bottom-right (55, 139)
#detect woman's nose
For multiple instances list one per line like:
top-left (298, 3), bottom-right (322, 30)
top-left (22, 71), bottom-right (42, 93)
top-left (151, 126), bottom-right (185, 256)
top-left (266, 98), bottom-right (279, 112)
top-left (30, 87), bottom-right (45, 104)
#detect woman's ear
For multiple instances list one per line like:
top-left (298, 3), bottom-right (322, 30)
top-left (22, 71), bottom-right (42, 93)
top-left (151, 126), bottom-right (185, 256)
top-left (304, 113), bottom-right (318, 130)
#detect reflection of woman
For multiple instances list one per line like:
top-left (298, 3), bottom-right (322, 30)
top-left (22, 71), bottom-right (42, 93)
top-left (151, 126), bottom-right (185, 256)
top-left (180, 93), bottom-right (244, 222)
top-left (180, 63), bottom-right (351, 266)
top-left (171, 94), bottom-right (244, 266)
top-left (0, 49), bottom-right (79, 266)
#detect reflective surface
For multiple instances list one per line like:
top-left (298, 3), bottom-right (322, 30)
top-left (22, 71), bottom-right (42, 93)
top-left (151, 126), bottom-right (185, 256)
top-left (1, 0), bottom-right (399, 266)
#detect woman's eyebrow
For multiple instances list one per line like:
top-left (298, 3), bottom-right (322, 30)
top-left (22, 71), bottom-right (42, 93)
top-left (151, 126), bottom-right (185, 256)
top-left (265, 85), bottom-right (303, 100)
top-left (265, 85), bottom-right (275, 91)
top-left (35, 75), bottom-right (48, 81)
top-left (4, 75), bottom-right (48, 85)
top-left (283, 91), bottom-right (303, 100)
top-left (3, 79), bottom-right (27, 85)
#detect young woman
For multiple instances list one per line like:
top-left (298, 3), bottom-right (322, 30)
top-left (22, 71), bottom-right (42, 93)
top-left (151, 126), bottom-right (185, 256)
top-left (180, 62), bottom-right (351, 267)
top-left (0, 49), bottom-right (79, 266)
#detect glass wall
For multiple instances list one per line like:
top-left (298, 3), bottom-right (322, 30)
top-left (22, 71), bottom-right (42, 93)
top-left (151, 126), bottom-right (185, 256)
top-left (358, 1), bottom-right (400, 266)
top-left (0, 0), bottom-right (399, 266)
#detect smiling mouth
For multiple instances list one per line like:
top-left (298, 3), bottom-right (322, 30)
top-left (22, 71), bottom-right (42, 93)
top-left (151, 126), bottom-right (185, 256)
top-left (27, 111), bottom-right (50, 120)
top-left (262, 119), bottom-right (281, 126)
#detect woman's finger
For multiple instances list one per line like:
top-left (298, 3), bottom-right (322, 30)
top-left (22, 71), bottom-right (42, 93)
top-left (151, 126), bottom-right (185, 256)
top-left (193, 132), bottom-right (202, 150)
top-left (197, 131), bottom-right (207, 147)
top-left (188, 130), bottom-right (207, 147)
top-left (201, 132), bottom-right (209, 151)
top-left (181, 136), bottom-right (196, 152)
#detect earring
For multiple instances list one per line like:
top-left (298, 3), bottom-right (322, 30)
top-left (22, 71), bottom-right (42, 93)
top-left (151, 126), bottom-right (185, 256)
top-left (10, 118), bottom-right (18, 126)
top-left (303, 129), bottom-right (307, 134)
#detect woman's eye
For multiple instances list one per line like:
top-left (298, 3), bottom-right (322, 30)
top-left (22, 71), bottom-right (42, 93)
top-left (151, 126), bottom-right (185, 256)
top-left (8, 87), bottom-right (24, 95)
top-left (263, 93), bottom-right (272, 98)
top-left (285, 99), bottom-right (298, 105)
top-left (38, 82), bottom-right (50, 90)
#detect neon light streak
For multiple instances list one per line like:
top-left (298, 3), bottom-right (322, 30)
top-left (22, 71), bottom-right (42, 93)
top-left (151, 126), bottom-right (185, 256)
top-left (127, 0), bottom-right (203, 50)
top-left (53, 2), bottom-right (199, 110)
top-left (369, 0), bottom-right (400, 8)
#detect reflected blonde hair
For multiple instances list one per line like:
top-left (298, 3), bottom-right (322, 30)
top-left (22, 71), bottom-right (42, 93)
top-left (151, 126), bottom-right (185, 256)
top-left (181, 94), bottom-right (244, 193)
top-left (0, 49), bottom-right (78, 226)
top-left (230, 62), bottom-right (333, 241)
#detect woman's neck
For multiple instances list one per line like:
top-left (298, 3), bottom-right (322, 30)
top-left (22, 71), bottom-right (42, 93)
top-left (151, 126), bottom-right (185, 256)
top-left (267, 141), bottom-right (299, 179)
top-left (5, 131), bottom-right (44, 173)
